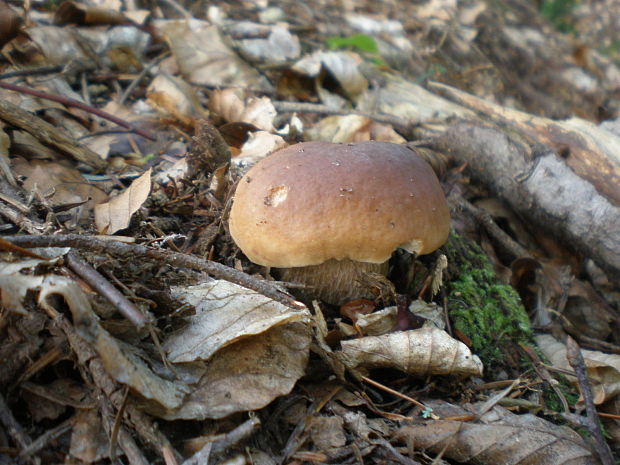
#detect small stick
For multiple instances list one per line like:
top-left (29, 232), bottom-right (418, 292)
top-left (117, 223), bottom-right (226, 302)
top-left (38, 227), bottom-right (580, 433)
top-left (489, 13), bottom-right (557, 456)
top-left (0, 392), bottom-right (37, 465)
top-left (65, 250), bottom-right (149, 328)
top-left (0, 81), bottom-right (155, 141)
top-left (361, 376), bottom-right (428, 412)
top-left (19, 418), bottom-right (73, 459)
top-left (4, 234), bottom-right (304, 309)
top-left (566, 336), bottom-right (614, 465)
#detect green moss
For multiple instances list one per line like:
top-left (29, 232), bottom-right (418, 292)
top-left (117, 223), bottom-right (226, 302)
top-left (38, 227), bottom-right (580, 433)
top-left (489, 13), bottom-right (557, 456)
top-left (444, 232), bottom-right (533, 371)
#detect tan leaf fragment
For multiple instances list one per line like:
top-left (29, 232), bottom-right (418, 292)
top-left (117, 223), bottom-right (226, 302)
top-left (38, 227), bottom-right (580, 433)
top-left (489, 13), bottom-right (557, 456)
top-left (148, 323), bottom-right (311, 420)
top-left (340, 327), bottom-right (483, 376)
top-left (94, 168), bottom-right (151, 234)
top-left (147, 73), bottom-right (205, 125)
top-left (537, 334), bottom-right (620, 404)
top-left (235, 131), bottom-right (287, 166)
top-left (164, 280), bottom-right (311, 363)
top-left (236, 24), bottom-right (301, 63)
top-left (395, 401), bottom-right (598, 465)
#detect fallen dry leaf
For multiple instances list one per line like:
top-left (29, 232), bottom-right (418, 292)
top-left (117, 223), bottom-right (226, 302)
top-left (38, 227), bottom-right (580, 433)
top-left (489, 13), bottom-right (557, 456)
top-left (234, 130), bottom-right (287, 166)
top-left (340, 327), bottom-right (483, 376)
top-left (537, 334), bottom-right (620, 404)
top-left (94, 168), bottom-right (151, 234)
top-left (156, 19), bottom-right (272, 90)
top-left (164, 279), bottom-right (311, 363)
top-left (395, 400), bottom-right (598, 465)
top-left (147, 73), bottom-right (205, 125)
top-left (209, 89), bottom-right (277, 132)
top-left (69, 409), bottom-right (110, 463)
top-left (305, 114), bottom-right (405, 143)
top-left (148, 323), bottom-right (311, 420)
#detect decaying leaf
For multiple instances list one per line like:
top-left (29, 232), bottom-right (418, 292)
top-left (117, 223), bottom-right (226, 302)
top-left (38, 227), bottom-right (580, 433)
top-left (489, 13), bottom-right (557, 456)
top-left (232, 23), bottom-right (301, 63)
top-left (340, 327), bottom-right (483, 376)
top-left (149, 322), bottom-right (311, 420)
top-left (147, 73), bottom-right (205, 125)
top-left (164, 280), bottom-right (311, 363)
top-left (537, 334), bottom-right (620, 404)
top-left (395, 401), bottom-right (599, 465)
top-left (94, 168), bottom-right (151, 234)
top-left (156, 19), bottom-right (272, 90)
top-left (12, 159), bottom-right (107, 220)
top-left (69, 409), bottom-right (110, 463)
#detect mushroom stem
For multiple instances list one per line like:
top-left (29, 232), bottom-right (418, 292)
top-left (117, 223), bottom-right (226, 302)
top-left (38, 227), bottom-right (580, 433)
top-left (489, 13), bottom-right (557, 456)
top-left (276, 259), bottom-right (389, 305)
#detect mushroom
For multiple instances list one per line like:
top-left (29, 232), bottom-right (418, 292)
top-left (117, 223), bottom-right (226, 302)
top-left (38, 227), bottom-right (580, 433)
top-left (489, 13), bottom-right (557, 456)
top-left (228, 141), bottom-right (450, 304)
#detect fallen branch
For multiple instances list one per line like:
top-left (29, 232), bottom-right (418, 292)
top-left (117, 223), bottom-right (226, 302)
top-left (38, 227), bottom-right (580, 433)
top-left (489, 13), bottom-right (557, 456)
top-left (3, 234), bottom-right (303, 309)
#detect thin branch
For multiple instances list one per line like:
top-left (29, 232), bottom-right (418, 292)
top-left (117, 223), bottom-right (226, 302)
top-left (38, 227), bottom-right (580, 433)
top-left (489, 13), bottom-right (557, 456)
top-left (0, 81), bottom-right (155, 141)
top-left (65, 250), bottom-right (150, 328)
top-left (566, 336), bottom-right (614, 465)
top-left (3, 235), bottom-right (304, 309)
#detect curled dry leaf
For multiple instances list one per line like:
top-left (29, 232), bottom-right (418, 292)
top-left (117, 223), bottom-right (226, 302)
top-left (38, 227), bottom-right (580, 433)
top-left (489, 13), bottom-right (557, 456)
top-left (164, 280), bottom-right (311, 363)
top-left (209, 89), bottom-right (277, 132)
top-left (235, 24), bottom-right (301, 63)
top-left (340, 327), bottom-right (483, 376)
top-left (536, 334), bottom-right (620, 404)
top-left (293, 51), bottom-right (368, 99)
top-left (395, 401), bottom-right (598, 465)
top-left (146, 74), bottom-right (205, 126)
top-left (94, 168), bottom-right (151, 234)
top-left (148, 323), bottom-right (311, 420)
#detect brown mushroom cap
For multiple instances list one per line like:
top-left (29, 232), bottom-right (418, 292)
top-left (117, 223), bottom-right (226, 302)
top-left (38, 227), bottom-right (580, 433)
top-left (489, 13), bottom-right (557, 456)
top-left (229, 141), bottom-right (450, 268)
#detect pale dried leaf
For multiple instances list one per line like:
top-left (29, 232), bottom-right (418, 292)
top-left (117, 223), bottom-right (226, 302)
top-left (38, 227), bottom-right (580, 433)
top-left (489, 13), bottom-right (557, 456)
top-left (340, 327), bottom-right (483, 376)
top-left (209, 89), bottom-right (276, 131)
top-left (0, 126), bottom-right (14, 185)
top-left (147, 73), bottom-right (205, 125)
top-left (293, 51), bottom-right (368, 98)
top-left (94, 168), bottom-right (151, 234)
top-left (234, 131), bottom-right (287, 166)
top-left (27, 26), bottom-right (149, 70)
top-left (305, 114), bottom-right (405, 143)
top-left (157, 19), bottom-right (272, 90)
top-left (355, 306), bottom-right (397, 336)
top-left (237, 24), bottom-right (301, 63)
top-left (309, 416), bottom-right (346, 449)
top-left (151, 323), bottom-right (311, 420)
top-left (164, 280), bottom-right (311, 363)
top-left (37, 275), bottom-right (190, 409)
top-left (537, 334), bottom-right (620, 404)
top-left (396, 401), bottom-right (598, 465)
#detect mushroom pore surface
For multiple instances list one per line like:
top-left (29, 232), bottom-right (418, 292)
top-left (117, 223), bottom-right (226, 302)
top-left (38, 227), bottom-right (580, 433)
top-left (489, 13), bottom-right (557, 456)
top-left (228, 141), bottom-right (450, 270)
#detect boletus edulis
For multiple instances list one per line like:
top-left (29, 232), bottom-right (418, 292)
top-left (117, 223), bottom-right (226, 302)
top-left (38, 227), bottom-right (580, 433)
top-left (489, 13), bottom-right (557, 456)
top-left (228, 141), bottom-right (450, 304)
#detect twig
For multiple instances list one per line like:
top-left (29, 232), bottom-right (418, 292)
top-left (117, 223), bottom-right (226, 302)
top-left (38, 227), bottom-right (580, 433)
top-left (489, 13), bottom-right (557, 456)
top-left (452, 195), bottom-right (529, 259)
top-left (0, 98), bottom-right (107, 170)
top-left (0, 392), bottom-right (38, 465)
top-left (119, 53), bottom-right (169, 105)
top-left (0, 200), bottom-right (49, 234)
top-left (65, 250), bottom-right (150, 328)
top-left (361, 376), bottom-right (429, 412)
top-left (0, 65), bottom-right (64, 80)
top-left (19, 418), bottom-right (73, 459)
top-left (4, 235), bottom-right (304, 309)
top-left (520, 344), bottom-right (570, 414)
top-left (210, 417), bottom-right (261, 455)
top-left (566, 336), bottom-right (614, 465)
top-left (0, 81), bottom-right (155, 141)
top-left (273, 101), bottom-right (412, 133)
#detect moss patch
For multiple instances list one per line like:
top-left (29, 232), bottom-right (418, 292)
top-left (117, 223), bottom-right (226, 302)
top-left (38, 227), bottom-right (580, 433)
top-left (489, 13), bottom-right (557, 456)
top-left (444, 232), bottom-right (533, 373)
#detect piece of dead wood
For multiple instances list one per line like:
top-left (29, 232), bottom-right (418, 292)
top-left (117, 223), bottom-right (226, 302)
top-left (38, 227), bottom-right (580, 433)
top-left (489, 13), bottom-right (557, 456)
top-left (0, 98), bottom-right (106, 170)
top-left (3, 234), bottom-right (303, 309)
top-left (434, 120), bottom-right (620, 282)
